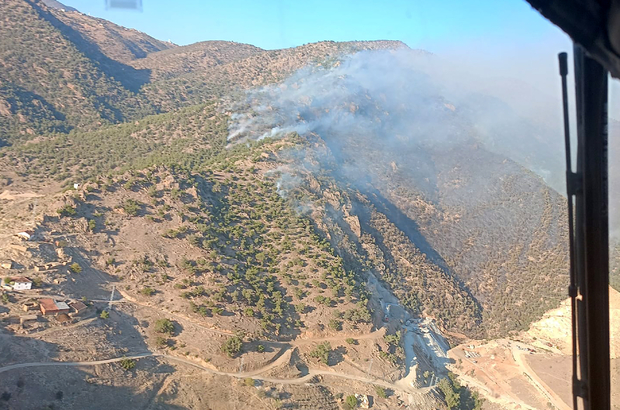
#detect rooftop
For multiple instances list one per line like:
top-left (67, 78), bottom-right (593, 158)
top-left (40, 298), bottom-right (70, 312)
top-left (39, 298), bottom-right (57, 311)
top-left (56, 313), bottom-right (71, 323)
top-left (69, 301), bottom-right (87, 311)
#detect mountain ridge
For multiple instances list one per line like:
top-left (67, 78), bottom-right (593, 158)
top-left (0, 0), bottom-right (409, 143)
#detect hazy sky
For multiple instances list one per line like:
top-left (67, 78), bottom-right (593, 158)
top-left (60, 0), bottom-right (620, 116)
top-left (62, 0), bottom-right (566, 52)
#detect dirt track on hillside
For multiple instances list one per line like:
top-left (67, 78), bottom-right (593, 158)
top-left (0, 351), bottom-right (426, 395)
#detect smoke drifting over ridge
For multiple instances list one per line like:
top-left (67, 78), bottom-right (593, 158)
top-left (228, 48), bottom-right (566, 193)
top-left (227, 47), bottom-right (620, 250)
top-left (227, 48), bottom-right (620, 238)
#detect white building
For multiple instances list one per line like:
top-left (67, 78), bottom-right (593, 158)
top-left (16, 231), bottom-right (34, 241)
top-left (12, 277), bottom-right (32, 290)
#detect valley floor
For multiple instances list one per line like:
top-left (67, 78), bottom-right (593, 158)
top-left (450, 338), bottom-right (620, 410)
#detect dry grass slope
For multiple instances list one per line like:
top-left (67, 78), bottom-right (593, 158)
top-left (131, 41), bottom-right (265, 81)
top-left (47, 5), bottom-right (175, 63)
top-left (0, 0), bottom-right (155, 143)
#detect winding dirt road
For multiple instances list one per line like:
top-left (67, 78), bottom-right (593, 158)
top-left (0, 249), bottom-right (430, 398)
top-left (5, 285), bottom-right (401, 391)
top-left (0, 352), bottom-right (423, 394)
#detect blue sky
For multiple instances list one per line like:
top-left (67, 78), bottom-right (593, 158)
top-left (61, 0), bottom-right (581, 112)
top-left (61, 0), bottom-right (568, 53)
top-left (63, 0), bottom-right (620, 119)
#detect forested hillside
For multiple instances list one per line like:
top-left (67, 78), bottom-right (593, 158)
top-left (0, 0), bottom-right (408, 145)
top-left (223, 52), bottom-right (570, 337)
top-left (0, 0), bottom-right (573, 341)
top-left (258, 131), bottom-right (567, 337)
top-left (40, 161), bottom-right (375, 340)
top-left (130, 41), bottom-right (264, 81)
top-left (2, 103), bottom-right (229, 185)
top-left (139, 40), bottom-right (409, 112)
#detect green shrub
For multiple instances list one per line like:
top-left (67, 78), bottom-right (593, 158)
top-left (57, 205), bottom-right (77, 217)
top-left (438, 378), bottom-right (460, 409)
top-left (140, 287), bottom-right (155, 296)
top-left (344, 395), bottom-right (358, 409)
top-left (221, 336), bottom-right (243, 357)
top-left (309, 342), bottom-right (331, 365)
top-left (119, 358), bottom-right (136, 371)
top-left (122, 199), bottom-right (141, 216)
top-left (155, 336), bottom-right (168, 348)
top-left (100, 310), bottom-right (110, 319)
top-left (154, 318), bottom-right (174, 335)
top-left (384, 331), bottom-right (401, 346)
top-left (328, 319), bottom-right (342, 331)
top-left (69, 263), bottom-right (82, 273)
top-left (197, 306), bottom-right (210, 317)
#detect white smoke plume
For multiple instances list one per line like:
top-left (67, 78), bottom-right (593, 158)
top-left (228, 49), bottom-right (566, 193)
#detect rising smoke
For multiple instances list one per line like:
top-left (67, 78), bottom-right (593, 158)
top-left (227, 49), bottom-right (619, 237)
top-left (228, 48), bottom-right (566, 190)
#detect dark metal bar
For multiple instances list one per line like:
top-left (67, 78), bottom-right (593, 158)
top-left (573, 46), bottom-right (589, 406)
top-left (573, 44), bottom-right (611, 410)
top-left (558, 51), bottom-right (580, 410)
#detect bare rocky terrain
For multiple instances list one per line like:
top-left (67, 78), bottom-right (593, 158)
top-left (448, 287), bottom-right (620, 410)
